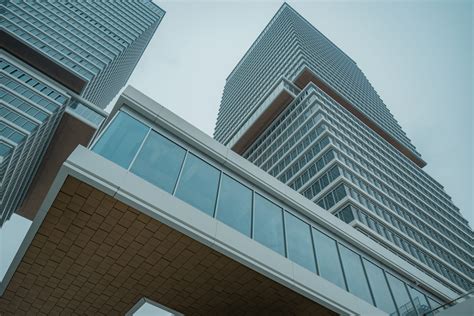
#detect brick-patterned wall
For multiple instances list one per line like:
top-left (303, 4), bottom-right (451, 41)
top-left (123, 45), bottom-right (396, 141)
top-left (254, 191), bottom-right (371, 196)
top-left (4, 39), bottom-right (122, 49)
top-left (0, 176), bottom-right (335, 315)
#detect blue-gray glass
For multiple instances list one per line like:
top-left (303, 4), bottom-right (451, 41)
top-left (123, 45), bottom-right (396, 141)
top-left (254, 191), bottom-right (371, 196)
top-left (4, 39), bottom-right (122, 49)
top-left (386, 273), bottom-right (414, 316)
top-left (311, 228), bottom-right (346, 289)
top-left (253, 194), bottom-right (285, 256)
top-left (92, 111), bottom-right (149, 169)
top-left (284, 212), bottom-right (316, 272)
top-left (175, 153), bottom-right (220, 216)
top-left (339, 245), bottom-right (373, 304)
top-left (408, 286), bottom-right (430, 315)
top-left (427, 297), bottom-right (441, 310)
top-left (216, 174), bottom-right (252, 236)
top-left (130, 130), bottom-right (186, 194)
top-left (363, 259), bottom-right (397, 314)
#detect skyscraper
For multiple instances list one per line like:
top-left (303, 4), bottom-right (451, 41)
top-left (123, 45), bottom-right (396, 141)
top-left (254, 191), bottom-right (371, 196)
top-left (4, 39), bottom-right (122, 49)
top-left (1, 3), bottom-right (471, 315)
top-left (215, 3), bottom-right (472, 294)
top-left (0, 0), bottom-right (165, 225)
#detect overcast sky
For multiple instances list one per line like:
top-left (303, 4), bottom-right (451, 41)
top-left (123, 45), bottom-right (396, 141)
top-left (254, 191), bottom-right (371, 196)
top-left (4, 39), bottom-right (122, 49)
top-left (120, 0), bottom-right (472, 225)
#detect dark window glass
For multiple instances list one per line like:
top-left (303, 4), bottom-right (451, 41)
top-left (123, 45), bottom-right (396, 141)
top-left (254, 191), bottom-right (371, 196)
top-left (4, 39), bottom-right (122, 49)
top-left (254, 194), bottom-right (285, 255)
top-left (175, 154), bottom-right (220, 216)
top-left (386, 273), bottom-right (414, 316)
top-left (92, 112), bottom-right (148, 169)
top-left (338, 205), bottom-right (354, 223)
top-left (312, 228), bottom-right (345, 289)
top-left (130, 130), bottom-right (186, 194)
top-left (363, 259), bottom-right (397, 314)
top-left (285, 212), bottom-right (316, 272)
top-left (339, 245), bottom-right (373, 304)
top-left (408, 286), bottom-right (431, 315)
top-left (216, 174), bottom-right (252, 236)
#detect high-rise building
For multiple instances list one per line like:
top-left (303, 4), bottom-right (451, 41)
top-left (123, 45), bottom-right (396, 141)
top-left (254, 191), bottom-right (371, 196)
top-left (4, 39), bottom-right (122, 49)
top-left (1, 3), bottom-right (471, 315)
top-left (215, 3), bottom-right (473, 295)
top-left (0, 0), bottom-right (165, 225)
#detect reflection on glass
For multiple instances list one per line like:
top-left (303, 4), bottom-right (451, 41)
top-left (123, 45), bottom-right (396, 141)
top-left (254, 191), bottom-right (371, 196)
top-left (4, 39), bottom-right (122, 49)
top-left (285, 212), bottom-right (316, 272)
top-left (427, 297), bottom-right (441, 311)
top-left (130, 130), bottom-right (186, 193)
top-left (408, 286), bottom-right (431, 315)
top-left (254, 194), bottom-right (285, 255)
top-left (386, 273), bottom-right (414, 316)
top-left (312, 228), bottom-right (346, 289)
top-left (339, 245), bottom-right (373, 304)
top-left (175, 153), bottom-right (220, 216)
top-left (216, 174), bottom-right (252, 236)
top-left (363, 259), bottom-right (397, 314)
top-left (92, 111), bottom-right (149, 169)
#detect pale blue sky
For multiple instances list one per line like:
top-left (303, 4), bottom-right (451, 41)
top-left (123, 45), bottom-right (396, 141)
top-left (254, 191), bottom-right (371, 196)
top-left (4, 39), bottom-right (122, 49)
top-left (122, 0), bottom-right (473, 225)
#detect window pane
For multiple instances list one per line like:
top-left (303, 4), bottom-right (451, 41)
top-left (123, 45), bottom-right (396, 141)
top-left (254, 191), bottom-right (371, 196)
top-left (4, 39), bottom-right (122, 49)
top-left (363, 259), bottom-right (397, 314)
top-left (312, 228), bottom-right (345, 289)
top-left (175, 153), bottom-right (220, 216)
top-left (216, 174), bottom-right (252, 236)
top-left (284, 212), bottom-right (316, 272)
top-left (408, 286), bottom-right (431, 315)
top-left (254, 194), bottom-right (285, 256)
top-left (427, 297), bottom-right (441, 310)
top-left (130, 130), bottom-right (186, 194)
top-left (92, 112), bottom-right (149, 169)
top-left (386, 273), bottom-right (414, 316)
top-left (339, 245), bottom-right (373, 304)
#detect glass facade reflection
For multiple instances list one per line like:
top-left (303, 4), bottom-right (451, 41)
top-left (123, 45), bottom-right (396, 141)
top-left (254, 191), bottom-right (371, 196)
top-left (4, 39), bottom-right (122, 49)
top-left (91, 109), bottom-right (444, 314)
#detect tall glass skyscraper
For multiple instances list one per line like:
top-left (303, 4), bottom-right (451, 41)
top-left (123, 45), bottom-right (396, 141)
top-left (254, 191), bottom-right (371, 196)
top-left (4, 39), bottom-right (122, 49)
top-left (0, 0), bottom-right (165, 225)
top-left (215, 3), bottom-right (473, 295)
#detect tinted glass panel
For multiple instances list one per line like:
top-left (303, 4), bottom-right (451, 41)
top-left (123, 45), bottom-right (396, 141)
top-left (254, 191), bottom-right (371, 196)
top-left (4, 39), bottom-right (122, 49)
top-left (312, 228), bottom-right (346, 289)
top-left (216, 174), bottom-right (252, 236)
top-left (408, 286), bottom-right (431, 315)
top-left (386, 273), bottom-right (414, 316)
top-left (285, 212), bottom-right (316, 272)
top-left (175, 153), bottom-right (220, 216)
top-left (427, 297), bottom-right (441, 310)
top-left (339, 245), bottom-right (373, 304)
top-left (254, 194), bottom-right (285, 255)
top-left (130, 131), bottom-right (186, 194)
top-left (363, 259), bottom-right (397, 314)
top-left (92, 112), bottom-right (149, 169)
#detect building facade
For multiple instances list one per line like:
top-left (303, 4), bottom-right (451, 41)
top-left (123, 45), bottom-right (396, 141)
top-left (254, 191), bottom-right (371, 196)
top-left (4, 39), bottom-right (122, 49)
top-left (0, 0), bottom-right (165, 225)
top-left (0, 86), bottom-right (462, 315)
top-left (215, 1), bottom-right (472, 300)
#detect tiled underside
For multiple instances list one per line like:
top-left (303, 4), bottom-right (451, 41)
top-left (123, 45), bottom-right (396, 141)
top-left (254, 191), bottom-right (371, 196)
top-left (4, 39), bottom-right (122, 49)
top-left (0, 176), bottom-right (335, 315)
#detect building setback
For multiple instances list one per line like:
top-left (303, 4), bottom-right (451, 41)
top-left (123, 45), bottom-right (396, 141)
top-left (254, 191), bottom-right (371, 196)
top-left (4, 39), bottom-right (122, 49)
top-left (0, 2), bottom-right (472, 315)
top-left (0, 0), bottom-right (165, 225)
top-left (215, 3), bottom-right (473, 296)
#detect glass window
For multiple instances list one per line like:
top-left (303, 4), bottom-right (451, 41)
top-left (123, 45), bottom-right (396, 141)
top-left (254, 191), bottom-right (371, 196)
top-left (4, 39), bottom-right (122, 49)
top-left (284, 212), bottom-right (316, 272)
top-left (216, 174), bottom-right (252, 236)
top-left (408, 286), bottom-right (431, 315)
top-left (363, 259), bottom-right (397, 314)
top-left (427, 297), bottom-right (441, 310)
top-left (386, 273), bottom-right (414, 316)
top-left (339, 245), bottom-right (373, 304)
top-left (130, 130), bottom-right (186, 194)
top-left (92, 111), bottom-right (148, 169)
top-left (312, 228), bottom-right (346, 289)
top-left (175, 153), bottom-right (220, 216)
top-left (253, 194), bottom-right (285, 256)
top-left (338, 205), bottom-right (354, 224)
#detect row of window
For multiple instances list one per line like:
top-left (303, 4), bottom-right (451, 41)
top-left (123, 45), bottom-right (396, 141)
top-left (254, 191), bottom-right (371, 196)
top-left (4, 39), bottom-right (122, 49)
top-left (338, 151), bottom-right (472, 264)
top-left (332, 136), bottom-right (471, 255)
top-left (343, 185), bottom-right (472, 291)
top-left (321, 94), bottom-right (466, 229)
top-left (244, 88), bottom-right (315, 162)
top-left (92, 111), bottom-right (442, 314)
top-left (327, 112), bottom-right (472, 249)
